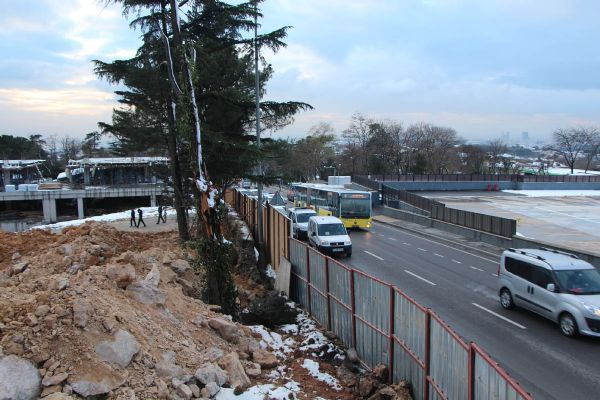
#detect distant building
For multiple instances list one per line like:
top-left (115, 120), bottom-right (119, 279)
top-left (0, 160), bottom-right (45, 188)
top-left (62, 157), bottom-right (169, 186)
top-left (521, 131), bottom-right (529, 143)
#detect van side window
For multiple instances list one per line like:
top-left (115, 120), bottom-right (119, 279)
top-left (505, 257), bottom-right (533, 281)
top-left (530, 266), bottom-right (554, 288)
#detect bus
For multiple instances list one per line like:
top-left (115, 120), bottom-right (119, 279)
top-left (291, 183), bottom-right (372, 229)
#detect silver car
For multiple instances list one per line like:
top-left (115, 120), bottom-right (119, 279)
top-left (498, 248), bottom-right (600, 337)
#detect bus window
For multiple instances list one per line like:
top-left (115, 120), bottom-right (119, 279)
top-left (340, 194), bottom-right (370, 219)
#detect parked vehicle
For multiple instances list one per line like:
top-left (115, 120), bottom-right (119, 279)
top-left (288, 207), bottom-right (317, 239)
top-left (307, 216), bottom-right (352, 257)
top-left (497, 248), bottom-right (600, 337)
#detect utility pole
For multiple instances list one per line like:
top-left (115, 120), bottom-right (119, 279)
top-left (254, 4), bottom-right (264, 257)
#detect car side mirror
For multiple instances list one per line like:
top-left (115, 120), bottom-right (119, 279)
top-left (311, 232), bottom-right (316, 236)
top-left (546, 283), bottom-right (556, 292)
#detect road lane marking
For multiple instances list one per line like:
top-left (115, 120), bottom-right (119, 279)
top-left (492, 273), bottom-right (498, 277)
top-left (452, 259), bottom-right (462, 264)
top-left (536, 207), bottom-right (600, 224)
top-left (379, 234), bottom-right (386, 237)
top-left (364, 251), bottom-right (384, 261)
top-left (472, 303), bottom-right (526, 329)
top-left (403, 242), bottom-right (412, 246)
top-left (404, 270), bottom-right (436, 286)
top-left (434, 253), bottom-right (444, 258)
top-left (417, 247), bottom-right (427, 252)
top-left (470, 266), bottom-right (484, 272)
top-left (373, 222), bottom-right (497, 263)
top-left (389, 237), bottom-right (397, 241)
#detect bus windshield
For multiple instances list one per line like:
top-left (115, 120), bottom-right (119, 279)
top-left (340, 198), bottom-right (370, 219)
top-left (554, 269), bottom-right (600, 295)
top-left (318, 223), bottom-right (347, 236)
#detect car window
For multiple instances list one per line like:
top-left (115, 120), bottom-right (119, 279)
top-left (530, 265), bottom-right (554, 288)
top-left (317, 223), bottom-right (347, 236)
top-left (554, 269), bottom-right (600, 295)
top-left (505, 257), bottom-right (534, 282)
top-left (296, 212), bottom-right (316, 223)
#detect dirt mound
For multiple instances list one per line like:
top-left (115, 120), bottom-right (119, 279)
top-left (0, 222), bottom-right (368, 399)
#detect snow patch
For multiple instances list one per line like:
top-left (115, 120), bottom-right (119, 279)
top-left (301, 359), bottom-right (342, 391)
top-left (249, 325), bottom-right (295, 358)
top-left (265, 265), bottom-right (277, 279)
top-left (215, 384), bottom-right (297, 400)
top-left (503, 190), bottom-right (600, 197)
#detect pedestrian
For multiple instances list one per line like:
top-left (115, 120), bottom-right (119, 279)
top-left (157, 205), bottom-right (166, 224)
top-left (130, 209), bottom-right (136, 227)
top-left (163, 206), bottom-right (168, 222)
top-left (137, 208), bottom-right (146, 227)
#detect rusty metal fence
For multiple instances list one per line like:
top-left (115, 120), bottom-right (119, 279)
top-left (289, 238), bottom-right (532, 400)
top-left (230, 190), bottom-right (291, 270)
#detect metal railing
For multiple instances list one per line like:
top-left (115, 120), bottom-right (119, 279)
top-left (355, 173), bottom-right (600, 184)
top-left (289, 238), bottom-right (532, 400)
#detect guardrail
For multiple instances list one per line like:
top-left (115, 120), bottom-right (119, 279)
top-left (355, 173), bottom-right (600, 183)
top-left (289, 238), bottom-right (532, 400)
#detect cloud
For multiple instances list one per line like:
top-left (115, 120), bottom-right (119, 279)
top-left (0, 88), bottom-right (115, 116)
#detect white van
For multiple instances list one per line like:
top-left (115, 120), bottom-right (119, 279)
top-left (497, 248), bottom-right (600, 337)
top-left (307, 216), bottom-right (352, 257)
top-left (288, 207), bottom-right (317, 240)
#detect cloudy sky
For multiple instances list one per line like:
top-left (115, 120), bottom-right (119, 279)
top-left (1, 0), bottom-right (600, 144)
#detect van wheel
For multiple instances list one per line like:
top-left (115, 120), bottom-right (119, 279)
top-left (499, 289), bottom-right (514, 310)
top-left (559, 313), bottom-right (579, 338)
top-left (346, 252), bottom-right (352, 258)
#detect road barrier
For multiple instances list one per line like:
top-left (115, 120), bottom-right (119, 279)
top-left (355, 173), bottom-right (600, 183)
top-left (288, 238), bottom-right (532, 400)
top-left (229, 188), bottom-right (531, 399)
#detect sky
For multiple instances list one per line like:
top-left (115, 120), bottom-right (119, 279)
top-left (1, 0), bottom-right (600, 145)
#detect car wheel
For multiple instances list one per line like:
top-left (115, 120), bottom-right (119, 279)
top-left (499, 289), bottom-right (514, 310)
top-left (559, 313), bottom-right (579, 338)
top-left (346, 252), bottom-right (352, 258)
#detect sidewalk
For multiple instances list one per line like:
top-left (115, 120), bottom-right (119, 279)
top-left (372, 213), bottom-right (504, 260)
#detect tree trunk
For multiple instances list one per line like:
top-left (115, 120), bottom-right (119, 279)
top-left (166, 104), bottom-right (190, 241)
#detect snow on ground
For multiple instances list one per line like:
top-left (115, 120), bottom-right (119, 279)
top-left (249, 325), bottom-right (295, 358)
top-left (503, 190), bottom-right (600, 197)
top-left (216, 384), bottom-right (299, 400)
top-left (300, 359), bottom-right (342, 391)
top-left (31, 207), bottom-right (179, 230)
top-left (295, 313), bottom-right (342, 360)
top-left (546, 167), bottom-right (600, 175)
top-left (265, 264), bottom-right (277, 279)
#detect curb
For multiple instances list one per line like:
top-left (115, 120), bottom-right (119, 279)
top-left (372, 218), bottom-right (501, 261)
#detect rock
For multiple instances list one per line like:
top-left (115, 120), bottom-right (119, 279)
top-left (251, 349), bottom-right (278, 369)
top-left (176, 383), bottom-right (193, 400)
top-left (42, 372), bottom-right (69, 386)
top-left (35, 304), bottom-right (51, 318)
top-left (244, 362), bottom-right (261, 378)
top-left (95, 329), bottom-right (140, 368)
top-left (238, 337), bottom-right (260, 355)
top-left (358, 376), bottom-right (378, 397)
top-left (106, 264), bottom-right (136, 289)
top-left (24, 313), bottom-right (38, 327)
top-left (67, 263), bottom-right (84, 275)
top-left (40, 385), bottom-right (62, 397)
top-left (194, 363), bottom-right (228, 387)
top-left (126, 281), bottom-right (166, 305)
top-left (11, 261), bottom-right (29, 275)
top-left (218, 352), bottom-right (250, 389)
top-left (155, 378), bottom-right (169, 399)
top-left (192, 314), bottom-right (205, 327)
top-left (60, 244), bottom-right (73, 256)
top-left (177, 278), bottom-right (195, 297)
top-left (72, 299), bottom-right (89, 328)
top-left (55, 276), bottom-right (69, 291)
top-left (203, 347), bottom-right (224, 362)
top-left (170, 259), bottom-right (190, 275)
top-left (346, 348), bottom-right (360, 363)
top-left (373, 363), bottom-right (388, 382)
top-left (102, 317), bottom-right (117, 333)
top-left (114, 387), bottom-right (136, 400)
top-left (155, 352), bottom-right (186, 380)
top-left (144, 264), bottom-right (161, 287)
top-left (31, 349), bottom-right (51, 365)
top-left (0, 355), bottom-right (41, 400)
top-left (12, 251), bottom-right (21, 260)
top-left (69, 365), bottom-right (125, 398)
top-left (208, 318), bottom-right (239, 343)
top-left (189, 383), bottom-right (200, 398)
top-left (202, 382), bottom-right (221, 398)
top-left (3, 341), bottom-right (24, 356)
top-left (62, 384), bottom-right (73, 395)
top-left (239, 292), bottom-right (299, 327)
top-left (45, 393), bottom-right (76, 400)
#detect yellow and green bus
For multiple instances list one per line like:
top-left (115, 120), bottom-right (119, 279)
top-left (291, 183), bottom-right (372, 229)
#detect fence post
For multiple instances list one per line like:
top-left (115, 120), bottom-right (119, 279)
top-left (468, 342), bottom-right (475, 400)
top-left (424, 310), bottom-right (431, 400)
top-left (350, 269), bottom-right (357, 349)
top-left (325, 258), bottom-right (332, 331)
top-left (388, 285), bottom-right (395, 384)
top-left (306, 246), bottom-right (312, 315)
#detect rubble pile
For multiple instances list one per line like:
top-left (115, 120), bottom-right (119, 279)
top-left (0, 221), bottom-right (413, 399)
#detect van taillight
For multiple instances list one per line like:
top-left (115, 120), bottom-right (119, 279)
top-left (497, 264), bottom-right (500, 276)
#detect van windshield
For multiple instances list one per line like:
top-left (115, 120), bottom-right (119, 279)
top-left (296, 212), bottom-right (316, 223)
top-left (318, 223), bottom-right (347, 236)
top-left (554, 269), bottom-right (600, 295)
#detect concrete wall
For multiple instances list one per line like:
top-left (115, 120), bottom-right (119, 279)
top-left (518, 182), bottom-right (600, 190)
top-left (379, 205), bottom-right (600, 268)
top-left (385, 200), bottom-right (430, 216)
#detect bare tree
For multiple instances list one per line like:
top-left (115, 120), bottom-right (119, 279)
top-left (551, 127), bottom-right (588, 174)
top-left (487, 138), bottom-right (507, 174)
top-left (581, 127), bottom-right (600, 173)
top-left (342, 113), bottom-right (373, 173)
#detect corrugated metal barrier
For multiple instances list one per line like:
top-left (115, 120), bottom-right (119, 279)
top-left (288, 238), bottom-right (533, 400)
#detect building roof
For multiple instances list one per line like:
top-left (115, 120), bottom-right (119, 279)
top-left (66, 157), bottom-right (169, 169)
top-left (0, 160), bottom-right (45, 170)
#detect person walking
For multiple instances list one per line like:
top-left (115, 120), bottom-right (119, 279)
top-left (130, 209), bottom-right (136, 227)
top-left (157, 205), bottom-right (166, 224)
top-left (137, 208), bottom-right (146, 227)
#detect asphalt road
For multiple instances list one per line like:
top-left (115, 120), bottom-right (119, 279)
top-left (344, 221), bottom-right (600, 400)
